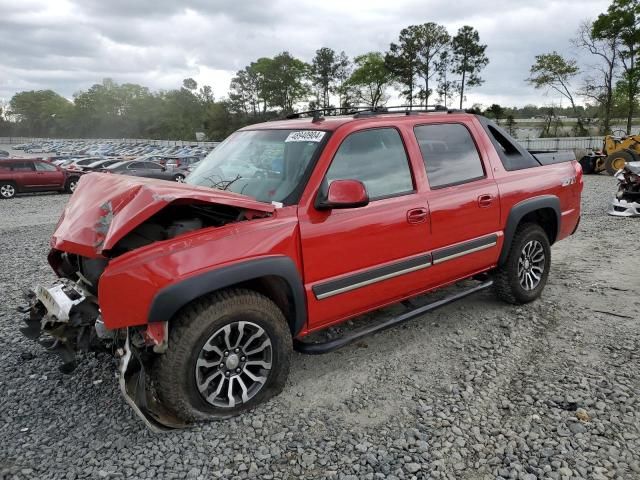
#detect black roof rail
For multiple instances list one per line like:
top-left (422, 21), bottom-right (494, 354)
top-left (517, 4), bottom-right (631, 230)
top-left (279, 104), bottom-right (469, 121)
top-left (284, 106), bottom-right (365, 121)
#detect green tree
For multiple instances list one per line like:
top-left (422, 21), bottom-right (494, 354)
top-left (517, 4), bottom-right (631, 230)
top-left (229, 65), bottom-right (262, 115)
top-left (574, 20), bottom-right (619, 134)
top-left (261, 52), bottom-right (310, 112)
top-left (182, 78), bottom-right (198, 91)
top-left (505, 114), bottom-right (517, 135)
top-left (415, 23), bottom-right (451, 106)
top-left (345, 52), bottom-right (394, 108)
top-left (10, 89), bottom-right (74, 136)
top-left (385, 25), bottom-right (422, 106)
top-left (310, 47), bottom-right (349, 109)
top-left (527, 52), bottom-right (586, 134)
top-left (485, 104), bottom-right (505, 122)
top-left (451, 26), bottom-right (489, 109)
top-left (593, 0), bottom-right (640, 134)
top-left (435, 50), bottom-right (455, 107)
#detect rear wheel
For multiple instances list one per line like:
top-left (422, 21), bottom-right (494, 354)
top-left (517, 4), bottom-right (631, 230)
top-left (0, 182), bottom-right (16, 199)
top-left (65, 177), bottom-right (79, 193)
top-left (493, 223), bottom-right (551, 304)
top-left (605, 151), bottom-right (633, 175)
top-left (174, 173), bottom-right (186, 183)
top-left (152, 289), bottom-right (292, 422)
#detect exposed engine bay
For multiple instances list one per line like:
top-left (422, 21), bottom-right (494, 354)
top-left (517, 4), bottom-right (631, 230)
top-left (609, 161), bottom-right (640, 217)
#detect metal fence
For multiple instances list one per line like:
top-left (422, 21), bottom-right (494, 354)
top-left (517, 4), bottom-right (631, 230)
top-left (0, 137), bottom-right (221, 148)
top-left (516, 137), bottom-right (603, 150)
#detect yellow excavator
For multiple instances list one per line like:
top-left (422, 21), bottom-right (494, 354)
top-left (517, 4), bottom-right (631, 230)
top-left (580, 131), bottom-right (640, 175)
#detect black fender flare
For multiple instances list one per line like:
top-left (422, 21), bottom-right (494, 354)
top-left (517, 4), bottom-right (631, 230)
top-left (148, 256), bottom-right (307, 336)
top-left (499, 195), bottom-right (561, 266)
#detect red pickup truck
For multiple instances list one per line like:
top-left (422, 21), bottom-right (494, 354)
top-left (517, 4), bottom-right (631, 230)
top-left (0, 159), bottom-right (80, 198)
top-left (21, 109), bottom-right (582, 431)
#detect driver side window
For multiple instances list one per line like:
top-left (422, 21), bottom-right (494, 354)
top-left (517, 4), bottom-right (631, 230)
top-left (325, 128), bottom-right (414, 200)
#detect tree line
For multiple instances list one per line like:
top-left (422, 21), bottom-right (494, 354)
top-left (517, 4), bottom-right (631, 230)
top-left (0, 23), bottom-right (488, 141)
top-left (526, 0), bottom-right (639, 135)
top-left (2, 0), bottom-right (637, 141)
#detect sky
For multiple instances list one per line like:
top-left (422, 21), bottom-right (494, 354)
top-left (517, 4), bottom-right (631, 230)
top-left (0, 0), bottom-right (612, 109)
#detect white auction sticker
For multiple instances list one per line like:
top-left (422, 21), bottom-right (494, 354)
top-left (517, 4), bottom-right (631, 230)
top-left (285, 131), bottom-right (325, 143)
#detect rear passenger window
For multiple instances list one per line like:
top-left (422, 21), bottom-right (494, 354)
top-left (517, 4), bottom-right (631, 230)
top-left (326, 128), bottom-right (413, 200)
top-left (34, 162), bottom-right (57, 171)
top-left (414, 124), bottom-right (485, 189)
top-left (12, 162), bottom-right (35, 171)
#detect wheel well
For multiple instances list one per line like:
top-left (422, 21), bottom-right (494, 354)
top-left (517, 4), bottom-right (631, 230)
top-left (162, 276), bottom-right (298, 336)
top-left (0, 180), bottom-right (18, 191)
top-left (238, 276), bottom-right (296, 334)
top-left (519, 208), bottom-right (557, 244)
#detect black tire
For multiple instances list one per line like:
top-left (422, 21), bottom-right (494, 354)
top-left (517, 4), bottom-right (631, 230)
top-left (65, 177), bottom-right (79, 193)
top-left (152, 289), bottom-right (292, 422)
top-left (604, 151), bottom-right (632, 175)
top-left (578, 155), bottom-right (595, 174)
top-left (493, 223), bottom-right (551, 305)
top-left (0, 181), bottom-right (17, 199)
top-left (174, 173), bottom-right (186, 182)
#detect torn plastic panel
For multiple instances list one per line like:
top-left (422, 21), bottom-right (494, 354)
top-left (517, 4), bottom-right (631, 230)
top-left (609, 161), bottom-right (640, 217)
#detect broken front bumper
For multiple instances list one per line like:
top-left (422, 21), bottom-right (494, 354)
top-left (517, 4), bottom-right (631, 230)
top-left (19, 281), bottom-right (186, 433)
top-left (608, 197), bottom-right (640, 217)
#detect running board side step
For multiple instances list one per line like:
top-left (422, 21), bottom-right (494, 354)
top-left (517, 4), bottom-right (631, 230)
top-left (294, 280), bottom-right (493, 355)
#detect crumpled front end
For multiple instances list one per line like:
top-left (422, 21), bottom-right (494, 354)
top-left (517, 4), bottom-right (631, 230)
top-left (608, 161), bottom-right (640, 217)
top-left (18, 172), bottom-right (275, 431)
top-left (19, 274), bottom-right (111, 373)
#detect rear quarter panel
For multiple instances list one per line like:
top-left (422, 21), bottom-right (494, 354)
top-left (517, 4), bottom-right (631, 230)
top-left (476, 118), bottom-right (583, 242)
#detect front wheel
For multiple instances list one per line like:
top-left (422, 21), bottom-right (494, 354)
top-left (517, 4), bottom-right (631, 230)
top-left (0, 182), bottom-right (16, 199)
top-left (174, 174), bottom-right (186, 183)
top-left (493, 223), bottom-right (551, 304)
top-left (152, 289), bottom-right (292, 422)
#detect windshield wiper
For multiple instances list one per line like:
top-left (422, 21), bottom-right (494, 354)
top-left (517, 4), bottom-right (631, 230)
top-left (219, 174), bottom-right (242, 191)
top-left (203, 173), bottom-right (243, 191)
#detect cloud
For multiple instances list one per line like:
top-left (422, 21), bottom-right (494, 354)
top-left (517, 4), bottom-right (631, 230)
top-left (0, 0), bottom-right (611, 107)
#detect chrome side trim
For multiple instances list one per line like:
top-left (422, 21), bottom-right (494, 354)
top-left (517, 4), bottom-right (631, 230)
top-left (315, 261), bottom-right (431, 300)
top-left (432, 241), bottom-right (497, 265)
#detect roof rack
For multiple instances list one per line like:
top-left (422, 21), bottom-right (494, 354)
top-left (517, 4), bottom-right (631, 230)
top-left (281, 104), bottom-right (467, 122)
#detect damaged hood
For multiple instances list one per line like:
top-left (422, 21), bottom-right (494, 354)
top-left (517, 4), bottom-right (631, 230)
top-left (51, 173), bottom-right (274, 257)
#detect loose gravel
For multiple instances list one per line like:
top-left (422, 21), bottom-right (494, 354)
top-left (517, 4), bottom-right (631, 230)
top-left (1, 175), bottom-right (639, 480)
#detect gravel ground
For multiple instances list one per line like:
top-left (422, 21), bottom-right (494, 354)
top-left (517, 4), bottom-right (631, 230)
top-left (1, 175), bottom-right (639, 480)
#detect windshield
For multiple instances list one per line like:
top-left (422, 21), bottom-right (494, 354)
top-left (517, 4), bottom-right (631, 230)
top-left (187, 129), bottom-right (326, 204)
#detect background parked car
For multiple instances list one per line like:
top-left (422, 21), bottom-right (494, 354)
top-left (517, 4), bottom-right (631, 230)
top-left (104, 160), bottom-right (189, 182)
top-left (0, 149), bottom-right (9, 157)
top-left (0, 159), bottom-right (81, 199)
top-left (164, 155), bottom-right (201, 169)
top-left (81, 159), bottom-right (122, 171)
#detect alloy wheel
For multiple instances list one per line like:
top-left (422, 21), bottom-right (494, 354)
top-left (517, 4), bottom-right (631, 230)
top-left (195, 321), bottom-right (272, 408)
top-left (517, 240), bottom-right (545, 291)
top-left (1, 184), bottom-right (15, 198)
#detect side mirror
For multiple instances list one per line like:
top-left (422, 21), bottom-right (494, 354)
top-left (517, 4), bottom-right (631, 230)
top-left (317, 179), bottom-right (369, 210)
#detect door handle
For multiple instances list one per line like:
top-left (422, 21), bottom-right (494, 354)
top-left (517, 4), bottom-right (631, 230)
top-left (477, 194), bottom-right (494, 208)
top-left (407, 208), bottom-right (428, 224)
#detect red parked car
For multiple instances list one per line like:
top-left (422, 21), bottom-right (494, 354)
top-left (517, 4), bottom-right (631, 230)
top-left (21, 108), bottom-right (582, 431)
top-left (0, 159), bottom-right (81, 199)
